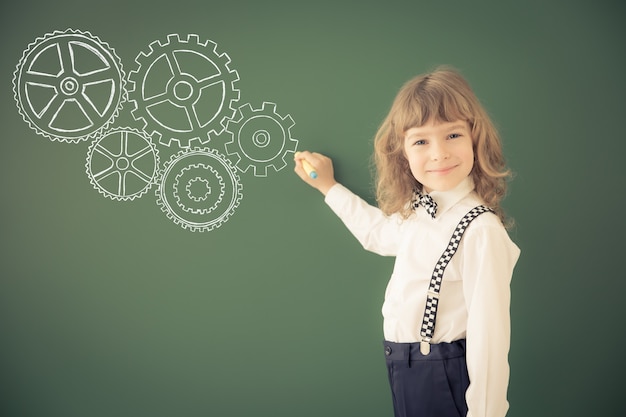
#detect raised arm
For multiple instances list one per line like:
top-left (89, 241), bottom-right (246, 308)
top-left (294, 150), bottom-right (402, 256)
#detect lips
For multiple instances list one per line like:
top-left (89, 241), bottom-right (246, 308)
top-left (428, 165), bottom-right (457, 174)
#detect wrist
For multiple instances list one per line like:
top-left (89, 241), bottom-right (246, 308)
top-left (319, 180), bottom-right (338, 196)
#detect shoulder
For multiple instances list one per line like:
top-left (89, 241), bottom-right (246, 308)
top-left (445, 192), bottom-right (497, 226)
top-left (462, 210), bottom-right (520, 263)
top-left (449, 193), bottom-right (518, 247)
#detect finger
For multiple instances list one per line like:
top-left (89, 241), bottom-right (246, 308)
top-left (294, 150), bottom-right (313, 161)
top-left (293, 158), bottom-right (312, 182)
top-left (302, 152), bottom-right (328, 169)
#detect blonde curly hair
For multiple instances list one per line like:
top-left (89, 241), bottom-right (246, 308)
top-left (373, 66), bottom-right (512, 226)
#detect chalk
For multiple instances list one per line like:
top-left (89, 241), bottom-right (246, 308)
top-left (295, 152), bottom-right (318, 179)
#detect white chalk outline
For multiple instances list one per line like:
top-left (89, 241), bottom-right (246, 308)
top-left (173, 162), bottom-right (224, 214)
top-left (155, 148), bottom-right (242, 232)
top-left (128, 33), bottom-right (240, 149)
top-left (224, 102), bottom-right (299, 177)
top-left (12, 29), bottom-right (303, 232)
top-left (86, 127), bottom-right (160, 201)
top-left (12, 28), bottom-right (126, 143)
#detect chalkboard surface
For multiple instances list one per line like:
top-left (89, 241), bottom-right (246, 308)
top-left (1, 1), bottom-right (625, 416)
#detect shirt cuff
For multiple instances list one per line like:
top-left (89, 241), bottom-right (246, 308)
top-left (324, 183), bottom-right (350, 213)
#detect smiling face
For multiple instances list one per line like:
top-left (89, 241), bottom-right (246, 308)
top-left (403, 119), bottom-right (474, 193)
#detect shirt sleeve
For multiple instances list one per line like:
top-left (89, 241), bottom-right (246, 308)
top-left (324, 183), bottom-right (403, 256)
top-left (462, 222), bottom-right (521, 417)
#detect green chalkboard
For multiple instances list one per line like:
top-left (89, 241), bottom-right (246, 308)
top-left (1, 1), bottom-right (625, 416)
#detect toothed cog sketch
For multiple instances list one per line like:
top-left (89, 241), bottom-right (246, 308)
top-left (156, 148), bottom-right (243, 232)
top-left (12, 28), bottom-right (126, 143)
top-left (128, 34), bottom-right (240, 149)
top-left (14, 29), bottom-right (300, 232)
top-left (224, 102), bottom-right (298, 177)
top-left (86, 128), bottom-right (160, 201)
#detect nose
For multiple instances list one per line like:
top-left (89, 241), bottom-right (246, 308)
top-left (430, 142), bottom-right (450, 161)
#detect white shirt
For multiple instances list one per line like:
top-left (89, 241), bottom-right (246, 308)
top-left (324, 177), bottom-right (520, 417)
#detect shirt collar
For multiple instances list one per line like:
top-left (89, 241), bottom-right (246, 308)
top-left (426, 176), bottom-right (474, 217)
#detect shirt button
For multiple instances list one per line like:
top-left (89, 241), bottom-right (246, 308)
top-left (384, 346), bottom-right (392, 356)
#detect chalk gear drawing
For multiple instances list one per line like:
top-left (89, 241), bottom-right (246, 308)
top-left (128, 34), bottom-right (240, 149)
top-left (155, 147), bottom-right (243, 232)
top-left (223, 101), bottom-right (299, 177)
top-left (86, 128), bottom-right (160, 201)
top-left (12, 29), bottom-right (126, 143)
top-left (13, 29), bottom-right (299, 232)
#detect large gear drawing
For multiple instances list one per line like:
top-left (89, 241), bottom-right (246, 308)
top-left (12, 28), bottom-right (126, 143)
top-left (156, 148), bottom-right (243, 232)
top-left (224, 102), bottom-right (298, 177)
top-left (128, 33), bottom-right (240, 149)
top-left (86, 128), bottom-right (160, 201)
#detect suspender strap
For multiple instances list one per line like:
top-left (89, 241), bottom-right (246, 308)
top-left (419, 205), bottom-right (493, 355)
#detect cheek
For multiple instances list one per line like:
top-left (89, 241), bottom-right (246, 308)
top-left (464, 148), bottom-right (475, 173)
top-left (462, 142), bottom-right (475, 164)
top-left (406, 156), bottom-right (425, 180)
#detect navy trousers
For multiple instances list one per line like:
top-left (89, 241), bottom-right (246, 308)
top-left (384, 339), bottom-right (469, 417)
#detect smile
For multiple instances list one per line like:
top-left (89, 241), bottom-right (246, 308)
top-left (428, 165), bottom-right (458, 174)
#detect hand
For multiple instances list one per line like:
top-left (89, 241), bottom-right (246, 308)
top-left (294, 151), bottom-right (338, 195)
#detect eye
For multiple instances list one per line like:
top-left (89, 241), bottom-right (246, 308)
top-left (413, 139), bottom-right (426, 146)
top-left (448, 133), bottom-right (461, 139)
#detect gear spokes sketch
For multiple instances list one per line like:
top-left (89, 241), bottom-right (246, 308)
top-left (12, 28), bottom-right (126, 143)
top-left (128, 33), bottom-right (240, 149)
top-left (86, 128), bottom-right (160, 201)
top-left (156, 148), bottom-right (243, 232)
top-left (224, 102), bottom-right (298, 177)
top-left (13, 28), bottom-right (298, 232)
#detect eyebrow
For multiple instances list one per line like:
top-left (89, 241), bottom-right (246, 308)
top-left (405, 124), bottom-right (467, 139)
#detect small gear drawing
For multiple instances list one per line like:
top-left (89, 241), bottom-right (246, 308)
top-left (156, 148), bottom-right (243, 232)
top-left (86, 128), bottom-right (160, 201)
top-left (173, 163), bottom-right (224, 214)
top-left (184, 175), bottom-right (213, 204)
top-left (12, 28), bottom-right (126, 143)
top-left (224, 101), bottom-right (298, 177)
top-left (128, 33), bottom-right (240, 149)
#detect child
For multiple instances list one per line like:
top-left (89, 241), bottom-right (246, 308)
top-left (294, 67), bottom-right (520, 417)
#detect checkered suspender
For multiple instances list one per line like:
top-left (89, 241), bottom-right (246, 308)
top-left (419, 205), bottom-right (493, 355)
